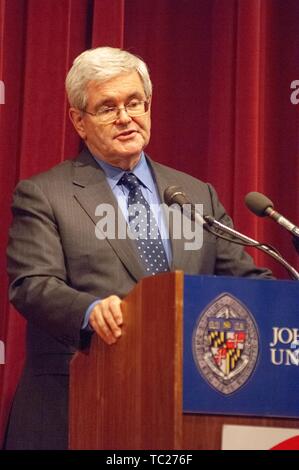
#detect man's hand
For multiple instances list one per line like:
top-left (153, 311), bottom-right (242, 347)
top-left (89, 295), bottom-right (123, 345)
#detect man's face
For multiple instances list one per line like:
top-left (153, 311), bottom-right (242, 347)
top-left (69, 71), bottom-right (151, 169)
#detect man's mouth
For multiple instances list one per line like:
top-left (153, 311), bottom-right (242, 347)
top-left (115, 129), bottom-right (137, 139)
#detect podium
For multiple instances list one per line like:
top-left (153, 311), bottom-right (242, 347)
top-left (69, 272), bottom-right (299, 449)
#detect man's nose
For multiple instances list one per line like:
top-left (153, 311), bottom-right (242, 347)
top-left (116, 107), bottom-right (132, 124)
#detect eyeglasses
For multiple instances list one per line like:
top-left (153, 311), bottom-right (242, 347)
top-left (83, 99), bottom-right (149, 124)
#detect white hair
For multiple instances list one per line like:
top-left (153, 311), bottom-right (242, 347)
top-left (65, 46), bottom-right (152, 110)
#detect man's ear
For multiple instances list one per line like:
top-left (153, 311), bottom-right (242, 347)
top-left (69, 108), bottom-right (87, 140)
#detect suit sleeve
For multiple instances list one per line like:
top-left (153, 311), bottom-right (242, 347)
top-left (207, 183), bottom-right (274, 279)
top-left (7, 179), bottom-right (98, 348)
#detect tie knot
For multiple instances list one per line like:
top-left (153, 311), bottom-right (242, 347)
top-left (119, 172), bottom-right (140, 191)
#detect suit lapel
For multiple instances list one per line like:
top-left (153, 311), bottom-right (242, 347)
top-left (72, 149), bottom-right (146, 282)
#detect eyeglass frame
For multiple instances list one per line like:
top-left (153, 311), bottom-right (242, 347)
top-left (81, 99), bottom-right (150, 125)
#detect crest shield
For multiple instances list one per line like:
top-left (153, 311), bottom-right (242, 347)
top-left (192, 293), bottom-right (259, 395)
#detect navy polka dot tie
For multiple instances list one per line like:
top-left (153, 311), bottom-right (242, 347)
top-left (119, 172), bottom-right (169, 276)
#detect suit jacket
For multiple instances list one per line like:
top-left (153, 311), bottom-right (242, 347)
top-left (5, 148), bottom-right (272, 449)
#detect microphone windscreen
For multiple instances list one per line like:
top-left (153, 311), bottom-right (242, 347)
top-left (164, 186), bottom-right (190, 206)
top-left (245, 191), bottom-right (274, 217)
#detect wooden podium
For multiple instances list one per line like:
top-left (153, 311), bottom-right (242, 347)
top-left (69, 271), bottom-right (299, 449)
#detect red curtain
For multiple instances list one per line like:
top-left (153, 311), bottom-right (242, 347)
top-left (1, 0), bottom-right (299, 445)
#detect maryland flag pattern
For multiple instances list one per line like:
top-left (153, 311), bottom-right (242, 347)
top-left (209, 328), bottom-right (246, 376)
top-left (192, 293), bottom-right (258, 394)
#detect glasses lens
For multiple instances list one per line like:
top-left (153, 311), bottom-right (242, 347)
top-left (97, 101), bottom-right (148, 123)
top-left (127, 101), bottom-right (147, 117)
top-left (99, 109), bottom-right (118, 123)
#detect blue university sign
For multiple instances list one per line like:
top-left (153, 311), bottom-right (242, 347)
top-left (183, 275), bottom-right (299, 418)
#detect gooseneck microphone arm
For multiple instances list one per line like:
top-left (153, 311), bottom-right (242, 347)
top-left (164, 186), bottom-right (299, 281)
top-left (203, 214), bottom-right (299, 280)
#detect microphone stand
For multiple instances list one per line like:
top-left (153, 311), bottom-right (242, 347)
top-left (202, 214), bottom-right (299, 281)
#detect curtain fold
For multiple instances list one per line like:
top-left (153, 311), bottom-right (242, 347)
top-left (1, 0), bottom-right (299, 445)
top-left (92, 0), bottom-right (124, 47)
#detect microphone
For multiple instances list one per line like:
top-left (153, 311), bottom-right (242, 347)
top-left (164, 186), bottom-right (299, 280)
top-left (164, 185), bottom-right (190, 207)
top-left (245, 191), bottom-right (299, 239)
top-left (164, 185), bottom-right (207, 226)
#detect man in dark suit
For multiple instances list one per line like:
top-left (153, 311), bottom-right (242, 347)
top-left (5, 47), bottom-right (272, 449)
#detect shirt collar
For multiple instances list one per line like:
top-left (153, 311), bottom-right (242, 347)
top-left (92, 152), bottom-right (154, 192)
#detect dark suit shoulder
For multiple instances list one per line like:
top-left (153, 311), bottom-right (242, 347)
top-left (27, 158), bottom-right (74, 186)
top-left (11, 160), bottom-right (76, 211)
top-left (150, 159), bottom-right (201, 182)
top-left (149, 158), bottom-right (214, 200)
top-left (18, 149), bottom-right (98, 193)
